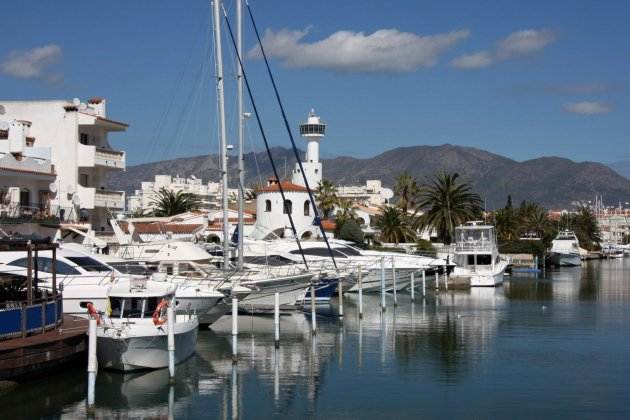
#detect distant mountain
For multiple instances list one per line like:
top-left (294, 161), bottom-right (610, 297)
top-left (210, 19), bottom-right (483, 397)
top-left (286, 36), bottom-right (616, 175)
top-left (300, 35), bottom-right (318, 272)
top-left (608, 161), bottom-right (630, 180)
top-left (108, 144), bottom-right (630, 209)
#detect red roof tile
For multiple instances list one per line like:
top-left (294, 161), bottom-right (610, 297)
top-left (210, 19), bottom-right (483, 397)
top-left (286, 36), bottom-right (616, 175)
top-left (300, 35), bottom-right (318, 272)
top-left (259, 181), bottom-right (308, 193)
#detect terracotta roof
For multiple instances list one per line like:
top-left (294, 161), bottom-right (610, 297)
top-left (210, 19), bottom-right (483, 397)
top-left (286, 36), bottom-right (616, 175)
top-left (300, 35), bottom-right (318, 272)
top-left (259, 181), bottom-right (308, 193)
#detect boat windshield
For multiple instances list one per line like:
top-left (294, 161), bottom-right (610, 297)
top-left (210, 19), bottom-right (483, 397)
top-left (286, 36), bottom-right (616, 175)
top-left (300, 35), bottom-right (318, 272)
top-left (109, 296), bottom-right (165, 318)
top-left (65, 256), bottom-right (112, 272)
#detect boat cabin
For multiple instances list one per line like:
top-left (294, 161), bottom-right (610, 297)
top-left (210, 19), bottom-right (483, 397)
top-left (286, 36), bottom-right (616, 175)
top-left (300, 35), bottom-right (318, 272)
top-left (454, 221), bottom-right (500, 269)
top-left (106, 280), bottom-right (175, 319)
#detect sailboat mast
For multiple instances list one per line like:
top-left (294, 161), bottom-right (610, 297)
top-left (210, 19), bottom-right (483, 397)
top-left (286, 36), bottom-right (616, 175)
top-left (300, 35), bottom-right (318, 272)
top-left (236, 0), bottom-right (245, 270)
top-left (212, 0), bottom-right (230, 269)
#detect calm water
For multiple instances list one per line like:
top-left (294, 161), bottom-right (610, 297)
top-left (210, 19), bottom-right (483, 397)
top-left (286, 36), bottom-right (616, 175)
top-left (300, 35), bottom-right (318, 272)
top-left (4, 259), bottom-right (630, 419)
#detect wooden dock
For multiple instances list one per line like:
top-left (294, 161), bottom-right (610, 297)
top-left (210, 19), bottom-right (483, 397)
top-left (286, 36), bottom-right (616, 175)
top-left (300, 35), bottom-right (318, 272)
top-left (0, 315), bottom-right (87, 380)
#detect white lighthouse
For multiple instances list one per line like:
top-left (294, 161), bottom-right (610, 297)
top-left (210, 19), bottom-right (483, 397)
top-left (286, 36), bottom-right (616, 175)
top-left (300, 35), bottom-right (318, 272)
top-left (292, 109), bottom-right (325, 188)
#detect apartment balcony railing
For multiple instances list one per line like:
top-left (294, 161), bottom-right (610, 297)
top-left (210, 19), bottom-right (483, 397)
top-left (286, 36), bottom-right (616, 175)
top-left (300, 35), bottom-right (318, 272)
top-left (94, 189), bottom-right (125, 209)
top-left (0, 203), bottom-right (60, 225)
top-left (78, 143), bottom-right (125, 170)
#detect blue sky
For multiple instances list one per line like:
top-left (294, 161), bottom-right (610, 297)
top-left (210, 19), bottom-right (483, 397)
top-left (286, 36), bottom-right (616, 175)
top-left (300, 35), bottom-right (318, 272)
top-left (1, 0), bottom-right (628, 166)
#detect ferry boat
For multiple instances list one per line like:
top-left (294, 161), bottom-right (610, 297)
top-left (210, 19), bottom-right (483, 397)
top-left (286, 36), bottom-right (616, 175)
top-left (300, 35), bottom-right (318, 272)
top-left (93, 279), bottom-right (198, 371)
top-left (451, 221), bottom-right (508, 287)
top-left (548, 231), bottom-right (582, 266)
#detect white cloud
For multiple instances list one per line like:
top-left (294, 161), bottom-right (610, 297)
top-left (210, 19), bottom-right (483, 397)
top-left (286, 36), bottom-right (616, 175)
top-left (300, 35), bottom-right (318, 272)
top-left (450, 51), bottom-right (493, 69)
top-left (563, 101), bottom-right (612, 115)
top-left (248, 27), bottom-right (470, 73)
top-left (497, 29), bottom-right (555, 58)
top-left (452, 29), bottom-right (554, 70)
top-left (0, 44), bottom-right (62, 80)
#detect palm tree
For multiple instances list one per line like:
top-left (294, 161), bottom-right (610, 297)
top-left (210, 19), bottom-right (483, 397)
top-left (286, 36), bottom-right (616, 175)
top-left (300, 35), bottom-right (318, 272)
top-left (393, 171), bottom-right (420, 212)
top-left (570, 205), bottom-right (601, 250)
top-left (374, 206), bottom-right (416, 244)
top-left (315, 179), bottom-right (338, 219)
top-left (518, 201), bottom-right (550, 239)
top-left (415, 173), bottom-right (483, 244)
top-left (151, 188), bottom-right (202, 217)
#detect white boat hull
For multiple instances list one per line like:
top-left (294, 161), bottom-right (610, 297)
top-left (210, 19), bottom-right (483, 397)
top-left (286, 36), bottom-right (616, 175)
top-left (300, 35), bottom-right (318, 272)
top-left (346, 268), bottom-right (413, 293)
top-left (97, 316), bottom-right (199, 371)
top-left (549, 253), bottom-right (581, 267)
top-left (239, 274), bottom-right (312, 309)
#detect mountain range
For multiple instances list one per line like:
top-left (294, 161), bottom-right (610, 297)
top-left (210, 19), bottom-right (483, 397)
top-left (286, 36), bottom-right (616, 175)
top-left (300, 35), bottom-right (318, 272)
top-left (108, 144), bottom-right (630, 209)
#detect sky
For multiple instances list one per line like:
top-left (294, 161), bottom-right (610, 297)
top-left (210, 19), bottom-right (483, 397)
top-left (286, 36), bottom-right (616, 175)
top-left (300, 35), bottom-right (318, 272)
top-left (1, 0), bottom-right (629, 167)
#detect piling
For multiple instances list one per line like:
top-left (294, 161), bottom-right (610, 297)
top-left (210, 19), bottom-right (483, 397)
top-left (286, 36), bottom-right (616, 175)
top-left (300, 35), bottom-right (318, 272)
top-left (392, 256), bottom-right (397, 307)
top-left (422, 270), bottom-right (426, 297)
top-left (274, 292), bottom-right (280, 349)
top-left (167, 307), bottom-right (175, 380)
top-left (86, 318), bottom-right (97, 414)
top-left (338, 275), bottom-right (344, 319)
top-left (435, 271), bottom-right (439, 290)
top-left (410, 272), bottom-right (415, 302)
top-left (310, 282), bottom-right (317, 335)
top-left (380, 257), bottom-right (386, 312)
top-left (231, 298), bottom-right (238, 363)
top-left (358, 266), bottom-right (363, 319)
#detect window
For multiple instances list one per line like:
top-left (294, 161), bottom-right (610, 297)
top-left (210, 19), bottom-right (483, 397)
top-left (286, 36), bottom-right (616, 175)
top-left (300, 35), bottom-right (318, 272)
top-left (19, 189), bottom-right (30, 207)
top-left (283, 200), bottom-right (292, 215)
top-left (303, 200), bottom-right (310, 216)
top-left (467, 254), bottom-right (492, 265)
top-left (289, 247), bottom-right (347, 258)
top-left (79, 133), bottom-right (89, 145)
top-left (265, 199), bottom-right (272, 212)
top-left (79, 174), bottom-right (89, 187)
top-left (65, 256), bottom-right (112, 272)
top-left (9, 257), bottom-right (81, 275)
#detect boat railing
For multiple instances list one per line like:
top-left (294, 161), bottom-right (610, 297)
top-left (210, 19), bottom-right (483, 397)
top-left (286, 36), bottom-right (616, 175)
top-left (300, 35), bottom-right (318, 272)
top-left (455, 241), bottom-right (495, 253)
top-left (0, 294), bottom-right (63, 340)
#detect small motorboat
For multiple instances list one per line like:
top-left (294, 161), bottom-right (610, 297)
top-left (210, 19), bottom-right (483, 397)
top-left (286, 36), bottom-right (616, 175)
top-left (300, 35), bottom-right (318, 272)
top-left (92, 278), bottom-right (198, 371)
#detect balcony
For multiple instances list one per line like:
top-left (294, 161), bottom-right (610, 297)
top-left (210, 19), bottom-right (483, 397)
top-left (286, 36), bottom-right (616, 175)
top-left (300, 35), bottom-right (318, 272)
top-left (77, 186), bottom-right (125, 209)
top-left (0, 203), bottom-right (60, 225)
top-left (78, 143), bottom-right (125, 170)
top-left (95, 189), bottom-right (125, 209)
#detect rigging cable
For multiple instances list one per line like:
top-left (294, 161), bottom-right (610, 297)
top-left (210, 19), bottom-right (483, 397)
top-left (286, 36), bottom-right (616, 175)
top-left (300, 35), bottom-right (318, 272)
top-left (245, 1), bottom-right (338, 270)
top-left (221, 6), bottom-right (309, 269)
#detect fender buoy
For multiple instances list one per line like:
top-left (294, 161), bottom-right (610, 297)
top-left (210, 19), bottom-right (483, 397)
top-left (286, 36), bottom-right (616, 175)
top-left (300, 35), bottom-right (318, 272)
top-left (152, 299), bottom-right (169, 326)
top-left (86, 302), bottom-right (101, 326)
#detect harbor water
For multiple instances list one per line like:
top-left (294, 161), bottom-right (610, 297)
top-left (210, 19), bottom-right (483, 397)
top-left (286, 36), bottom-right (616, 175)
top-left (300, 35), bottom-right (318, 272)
top-left (3, 259), bottom-right (630, 419)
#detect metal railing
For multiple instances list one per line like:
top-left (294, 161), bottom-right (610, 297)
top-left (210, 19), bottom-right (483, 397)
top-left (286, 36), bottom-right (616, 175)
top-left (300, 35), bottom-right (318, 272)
top-left (0, 294), bottom-right (63, 340)
top-left (0, 203), bottom-right (60, 224)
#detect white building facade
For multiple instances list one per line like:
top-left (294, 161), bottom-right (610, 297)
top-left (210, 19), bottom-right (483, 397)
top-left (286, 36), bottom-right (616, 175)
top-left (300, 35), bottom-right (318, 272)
top-left (127, 174), bottom-right (224, 214)
top-left (337, 180), bottom-right (394, 206)
top-left (0, 98), bottom-right (127, 230)
top-left (0, 118), bottom-right (58, 237)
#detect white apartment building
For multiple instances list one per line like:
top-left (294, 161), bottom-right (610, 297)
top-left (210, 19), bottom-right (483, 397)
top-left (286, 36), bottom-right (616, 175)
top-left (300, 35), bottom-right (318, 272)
top-left (337, 180), bottom-right (394, 206)
top-left (0, 98), bottom-right (127, 230)
top-left (126, 174), bottom-right (241, 214)
top-left (0, 118), bottom-right (58, 237)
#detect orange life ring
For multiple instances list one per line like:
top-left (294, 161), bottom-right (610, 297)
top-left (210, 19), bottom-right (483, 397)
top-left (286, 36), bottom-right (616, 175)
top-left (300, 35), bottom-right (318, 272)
top-left (86, 302), bottom-right (101, 326)
top-left (152, 299), bottom-right (169, 326)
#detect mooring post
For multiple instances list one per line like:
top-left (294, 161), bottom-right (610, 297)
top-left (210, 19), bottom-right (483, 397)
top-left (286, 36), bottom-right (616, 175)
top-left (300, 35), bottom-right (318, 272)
top-left (338, 275), bottom-right (344, 319)
top-left (358, 266), bottom-right (363, 319)
top-left (232, 297), bottom-right (238, 363)
top-left (274, 292), bottom-right (280, 349)
top-left (380, 257), bottom-right (386, 312)
top-left (87, 318), bottom-right (97, 414)
top-left (392, 256), bottom-right (397, 307)
top-left (435, 271), bottom-right (439, 290)
top-left (167, 306), bottom-right (175, 380)
top-left (410, 272), bottom-right (415, 302)
top-left (311, 281), bottom-right (317, 335)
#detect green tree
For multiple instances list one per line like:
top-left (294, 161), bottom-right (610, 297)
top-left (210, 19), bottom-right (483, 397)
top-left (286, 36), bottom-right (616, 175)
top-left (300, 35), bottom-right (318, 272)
top-left (569, 205), bottom-right (601, 250)
top-left (374, 206), bottom-right (416, 244)
top-left (338, 219), bottom-right (364, 244)
top-left (415, 173), bottom-right (483, 244)
top-left (393, 171), bottom-right (420, 212)
top-left (315, 179), bottom-right (338, 219)
top-left (151, 188), bottom-right (202, 217)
